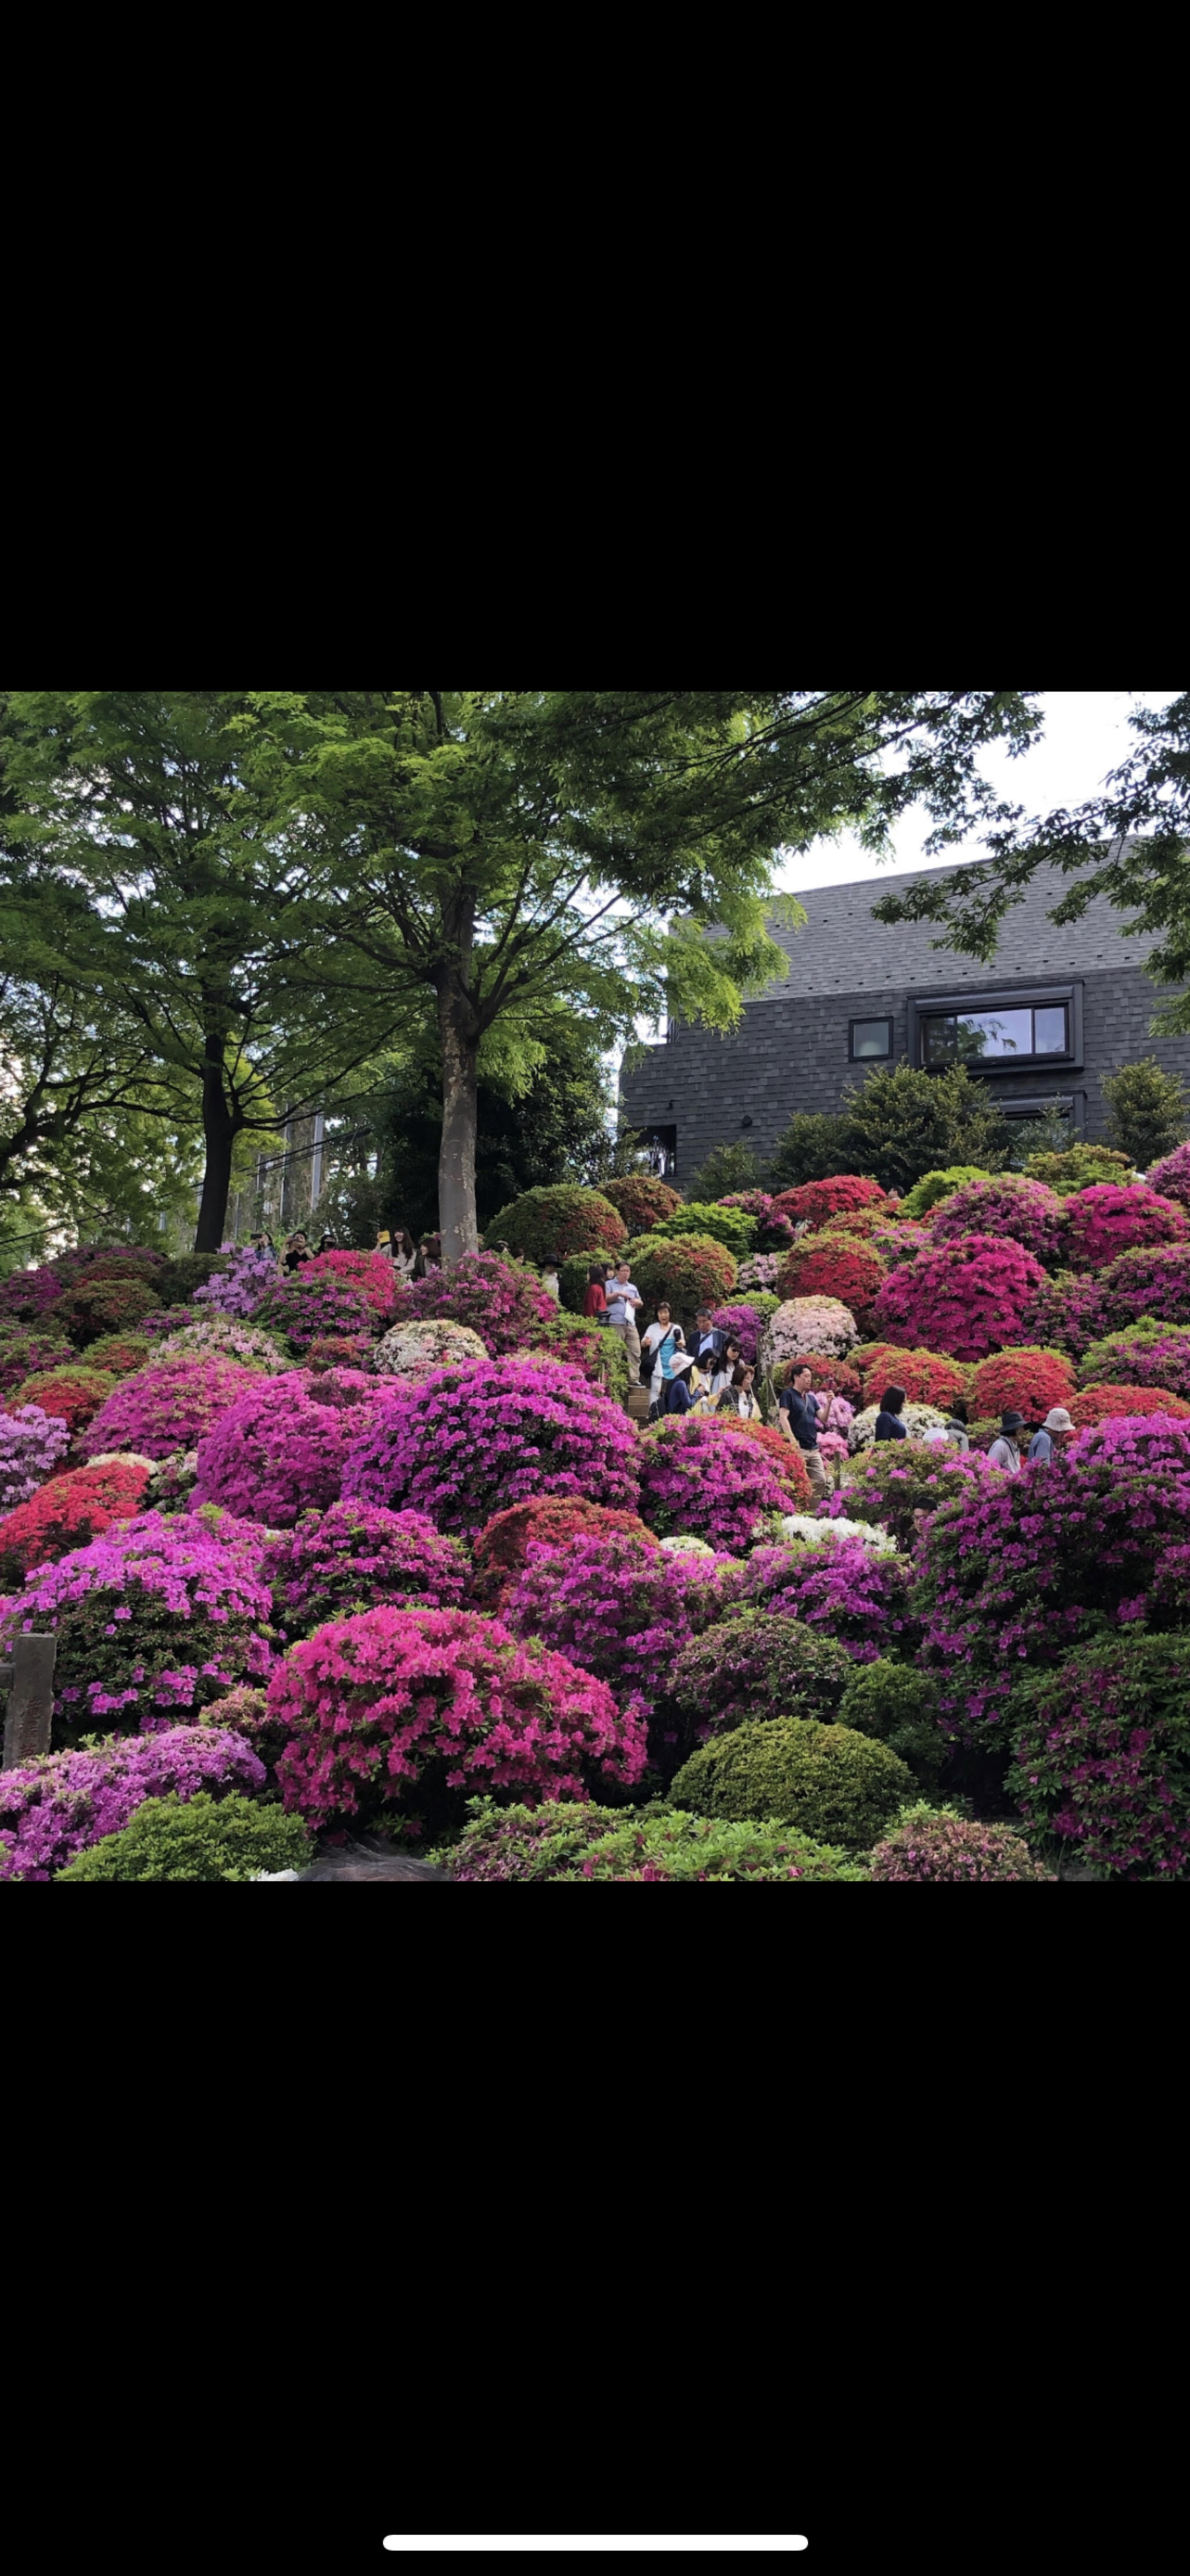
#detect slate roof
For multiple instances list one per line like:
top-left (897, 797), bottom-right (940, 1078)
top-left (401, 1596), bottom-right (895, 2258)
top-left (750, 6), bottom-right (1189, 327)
top-left (755, 857), bottom-right (1148, 998)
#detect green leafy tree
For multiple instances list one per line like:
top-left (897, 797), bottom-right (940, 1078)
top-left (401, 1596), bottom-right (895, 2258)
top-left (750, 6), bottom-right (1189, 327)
top-left (766, 1111), bottom-right (855, 1190)
top-left (770, 1061), bottom-right (1010, 1195)
top-left (1101, 1058), bottom-right (1189, 1168)
top-left (682, 1141), bottom-right (765, 1202)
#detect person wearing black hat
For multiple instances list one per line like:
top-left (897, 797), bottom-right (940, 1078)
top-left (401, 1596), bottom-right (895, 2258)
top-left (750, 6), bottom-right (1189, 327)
top-left (988, 1410), bottom-right (1025, 1472)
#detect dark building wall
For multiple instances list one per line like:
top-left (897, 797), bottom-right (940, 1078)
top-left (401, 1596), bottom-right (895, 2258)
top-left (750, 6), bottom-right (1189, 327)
top-left (618, 862), bottom-right (1190, 1180)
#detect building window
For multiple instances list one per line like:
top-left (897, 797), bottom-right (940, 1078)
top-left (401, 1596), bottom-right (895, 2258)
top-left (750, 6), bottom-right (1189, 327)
top-left (912, 986), bottom-right (1081, 1073)
top-left (850, 1016), bottom-right (893, 1061)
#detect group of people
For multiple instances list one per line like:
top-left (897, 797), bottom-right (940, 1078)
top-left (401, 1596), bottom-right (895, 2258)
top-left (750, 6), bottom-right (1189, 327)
top-left (239, 1221), bottom-right (442, 1281)
top-left (855, 1382), bottom-right (1077, 1475)
top-left (246, 1228), bottom-right (336, 1273)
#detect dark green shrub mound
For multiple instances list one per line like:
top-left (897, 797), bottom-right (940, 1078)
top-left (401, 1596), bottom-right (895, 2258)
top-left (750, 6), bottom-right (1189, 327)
top-left (55, 1792), bottom-right (313, 1881)
top-left (1006, 1632), bottom-right (1190, 1879)
top-left (649, 1201), bottom-right (756, 1258)
top-left (482, 1185), bottom-right (626, 1264)
top-left (153, 1252), bottom-right (231, 1307)
top-left (837, 1659), bottom-right (946, 1788)
top-left (670, 1716), bottom-right (913, 1847)
top-left (436, 1795), bottom-right (868, 1880)
top-left (662, 1612), bottom-right (856, 1763)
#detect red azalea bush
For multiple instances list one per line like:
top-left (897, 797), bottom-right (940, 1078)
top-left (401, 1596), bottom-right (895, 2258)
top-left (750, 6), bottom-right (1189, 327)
top-left (0, 1510), bottom-right (276, 1747)
top-left (271, 1604), bottom-right (647, 1834)
top-left (869, 1812), bottom-right (1051, 1881)
top-left (848, 1345), bottom-right (968, 1410)
top-left (723, 1538), bottom-right (918, 1662)
top-left (0, 1330), bottom-right (71, 1396)
top-left (776, 1234), bottom-right (886, 1324)
top-left (1062, 1182), bottom-right (1189, 1270)
top-left (968, 1346), bottom-right (1077, 1421)
top-left (304, 1332), bottom-right (375, 1371)
top-left (260, 1499), bottom-right (471, 1635)
top-left (772, 1352), bottom-right (864, 1402)
top-left (483, 1185), bottom-right (628, 1263)
top-left (52, 1274), bottom-right (163, 1346)
top-left (599, 1174), bottom-right (681, 1233)
top-left (191, 1376), bottom-right (360, 1526)
top-left (303, 1249), bottom-right (397, 1313)
top-left (503, 1529), bottom-right (732, 1715)
top-left (628, 1232), bottom-right (739, 1316)
top-left (389, 1252), bottom-right (557, 1358)
top-left (6, 1365), bottom-right (116, 1433)
top-left (248, 1273), bottom-right (380, 1353)
top-left (870, 1233), bottom-right (1048, 1362)
top-left (771, 1178), bottom-right (887, 1225)
top-left (913, 1415), bottom-right (1190, 1746)
top-left (341, 1356), bottom-right (641, 1535)
top-left (1067, 1383), bottom-right (1190, 1427)
top-left (78, 1353), bottom-right (264, 1461)
top-left (927, 1174), bottom-right (1068, 1267)
top-left (83, 1331), bottom-right (153, 1378)
top-left (472, 1499), bottom-right (658, 1614)
top-left (0, 1457), bottom-right (153, 1587)
top-left (1145, 1140), bottom-right (1190, 1210)
top-left (1007, 1634), bottom-right (1190, 1878)
top-left (1078, 1321), bottom-right (1190, 1398)
top-left (820, 1443), bottom-right (997, 1553)
top-left (0, 1266), bottom-right (64, 1323)
top-left (637, 1413), bottom-right (806, 1550)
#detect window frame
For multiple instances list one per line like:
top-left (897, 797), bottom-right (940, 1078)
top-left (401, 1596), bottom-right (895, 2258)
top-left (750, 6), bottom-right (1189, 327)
top-left (909, 983), bottom-right (1083, 1075)
top-left (848, 1014), bottom-right (894, 1064)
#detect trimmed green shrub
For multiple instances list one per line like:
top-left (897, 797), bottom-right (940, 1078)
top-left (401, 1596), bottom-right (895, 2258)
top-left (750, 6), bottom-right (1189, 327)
top-left (671, 1716), bottom-right (913, 1846)
top-left (55, 1792), bottom-right (313, 1881)
top-left (649, 1201), bottom-right (756, 1258)
top-left (560, 1251), bottom-right (616, 1313)
top-left (628, 1231), bottom-right (737, 1317)
top-left (897, 1167), bottom-right (992, 1219)
top-left (514, 1309), bottom-right (630, 1402)
top-left (1024, 1144), bottom-right (1134, 1192)
top-left (731, 1288), bottom-right (780, 1327)
top-left (436, 1795), bottom-right (868, 1880)
top-left (482, 1186), bottom-right (627, 1263)
top-left (837, 1659), bottom-right (946, 1788)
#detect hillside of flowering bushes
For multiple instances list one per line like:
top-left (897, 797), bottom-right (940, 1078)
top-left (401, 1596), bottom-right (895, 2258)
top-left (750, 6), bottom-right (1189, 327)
top-left (7, 1154), bottom-right (1190, 1880)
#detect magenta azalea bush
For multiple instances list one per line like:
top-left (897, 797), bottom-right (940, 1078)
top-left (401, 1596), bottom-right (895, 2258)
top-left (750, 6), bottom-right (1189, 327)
top-left (0, 1511), bottom-right (275, 1746)
top-left (260, 1500), bottom-right (470, 1637)
top-left (0, 1266), bottom-right (64, 1322)
top-left (0, 1723), bottom-right (264, 1882)
top-left (927, 1174), bottom-right (1067, 1266)
top-left (271, 1604), bottom-right (647, 1833)
top-left (913, 1415), bottom-right (1190, 1746)
top-left (191, 1376), bottom-right (360, 1526)
top-left (723, 1537), bottom-right (917, 1663)
top-left (1078, 1320), bottom-right (1190, 1399)
top-left (1062, 1182), bottom-right (1189, 1271)
top-left (341, 1356), bottom-right (640, 1535)
top-left (0, 1404), bottom-right (71, 1511)
top-left (1145, 1140), bottom-right (1190, 1209)
top-left (1007, 1633), bottom-right (1190, 1877)
top-left (1088, 1241), bottom-right (1190, 1332)
top-left (78, 1352), bottom-right (264, 1461)
top-left (248, 1272), bottom-right (380, 1352)
top-left (871, 1233), bottom-right (1048, 1361)
top-left (1020, 1268), bottom-right (1113, 1357)
top-left (637, 1414), bottom-right (801, 1551)
top-left (388, 1252), bottom-right (556, 1358)
top-left (504, 1530), bottom-right (733, 1715)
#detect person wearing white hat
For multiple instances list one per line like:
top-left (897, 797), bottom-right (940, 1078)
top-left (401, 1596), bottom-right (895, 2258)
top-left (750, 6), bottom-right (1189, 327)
top-left (657, 1349), bottom-right (709, 1416)
top-left (1028, 1406), bottom-right (1076, 1464)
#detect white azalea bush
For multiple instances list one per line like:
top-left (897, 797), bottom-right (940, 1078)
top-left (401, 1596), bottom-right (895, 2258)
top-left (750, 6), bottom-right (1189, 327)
top-left (847, 1400), bottom-right (948, 1455)
top-left (658, 1533), bottom-right (716, 1558)
top-left (371, 1318), bottom-right (489, 1381)
top-left (767, 1511), bottom-right (900, 1558)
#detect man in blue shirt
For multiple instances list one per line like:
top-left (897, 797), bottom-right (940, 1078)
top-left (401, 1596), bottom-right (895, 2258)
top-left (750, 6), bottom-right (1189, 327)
top-left (779, 1363), bottom-right (828, 1497)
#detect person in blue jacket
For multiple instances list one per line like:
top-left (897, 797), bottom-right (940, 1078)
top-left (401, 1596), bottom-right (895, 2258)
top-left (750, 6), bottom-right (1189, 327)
top-left (873, 1384), bottom-right (909, 1441)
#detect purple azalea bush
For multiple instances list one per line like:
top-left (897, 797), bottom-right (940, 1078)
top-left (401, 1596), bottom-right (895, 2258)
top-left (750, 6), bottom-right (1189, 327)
top-left (193, 1248), bottom-right (282, 1318)
top-left (388, 1252), bottom-right (557, 1358)
top-left (0, 1404), bottom-right (71, 1512)
top-left (708, 1303), bottom-right (770, 1366)
top-left (1078, 1320), bottom-right (1190, 1397)
top-left (260, 1499), bottom-right (471, 1635)
top-left (637, 1414), bottom-right (801, 1551)
top-left (0, 1724), bottom-right (264, 1882)
top-left (191, 1376), bottom-right (363, 1526)
top-left (723, 1539), bottom-right (917, 1662)
top-left (503, 1530), bottom-right (734, 1714)
top-left (1146, 1140), bottom-right (1190, 1210)
top-left (78, 1353), bottom-right (265, 1461)
top-left (341, 1356), bottom-right (640, 1535)
top-left (0, 1510), bottom-right (277, 1744)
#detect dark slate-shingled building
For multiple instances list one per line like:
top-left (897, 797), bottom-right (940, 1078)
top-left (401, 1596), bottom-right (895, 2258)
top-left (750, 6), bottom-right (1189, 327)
top-left (619, 858), bottom-right (1190, 1181)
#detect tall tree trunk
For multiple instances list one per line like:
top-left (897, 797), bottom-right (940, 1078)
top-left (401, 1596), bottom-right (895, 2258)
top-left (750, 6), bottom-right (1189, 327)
top-left (437, 975), bottom-right (479, 1266)
top-left (194, 1036), bottom-right (236, 1252)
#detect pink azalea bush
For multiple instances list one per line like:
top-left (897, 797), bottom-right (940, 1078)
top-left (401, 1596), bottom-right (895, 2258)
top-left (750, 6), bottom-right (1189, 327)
top-left (736, 1253), bottom-right (781, 1294)
top-left (260, 1499), bottom-right (469, 1636)
top-left (388, 1251), bottom-right (556, 1358)
top-left (869, 1809), bottom-right (1051, 1881)
top-left (927, 1174), bottom-right (1067, 1266)
top-left (0, 1510), bottom-right (276, 1745)
top-left (1007, 1633), bottom-right (1190, 1878)
top-left (248, 1272), bottom-right (380, 1352)
top-left (1062, 1183), bottom-right (1189, 1271)
top-left (913, 1415), bottom-right (1190, 1746)
top-left (503, 1530), bottom-right (733, 1715)
top-left (78, 1353), bottom-right (264, 1461)
top-left (271, 1604), bottom-right (648, 1834)
top-left (341, 1356), bottom-right (640, 1535)
top-left (637, 1413), bottom-right (804, 1551)
top-left (761, 1296), bottom-right (859, 1371)
top-left (191, 1375), bottom-right (361, 1526)
top-left (871, 1233), bottom-right (1048, 1362)
top-left (0, 1405), bottom-right (71, 1511)
top-left (722, 1537), bottom-right (917, 1662)
top-left (155, 1315), bottom-right (293, 1370)
top-left (0, 1723), bottom-right (266, 1882)
top-left (1078, 1321), bottom-right (1190, 1399)
top-left (303, 1248), bottom-right (397, 1312)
